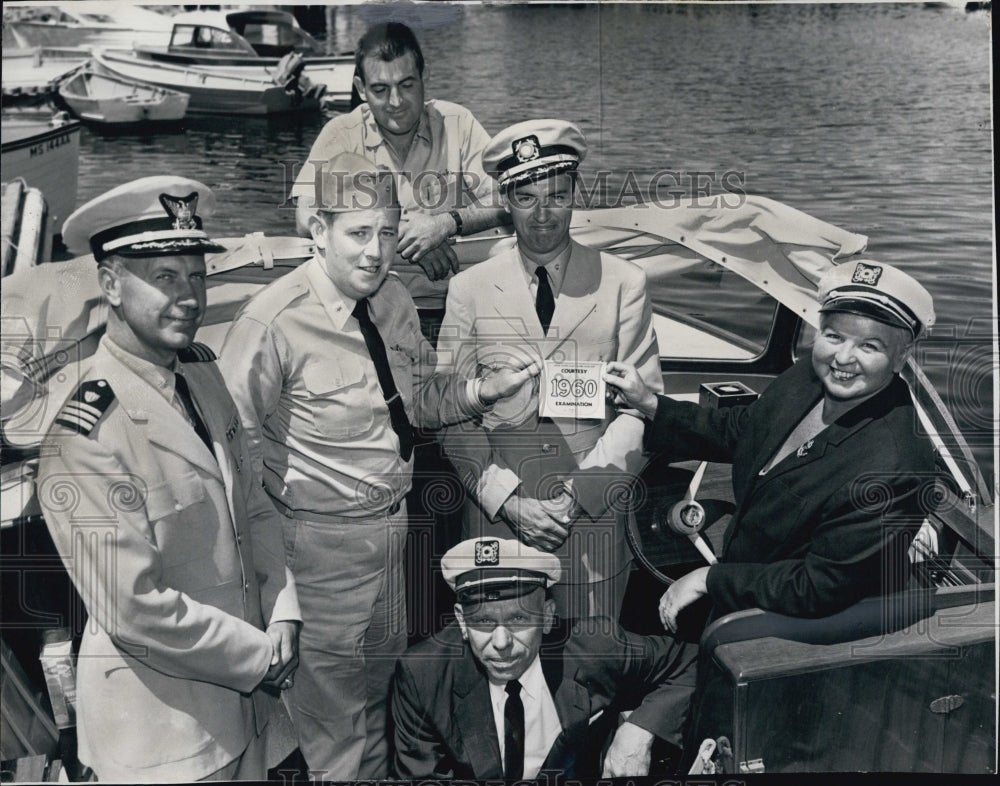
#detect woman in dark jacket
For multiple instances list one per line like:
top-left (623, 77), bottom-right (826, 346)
top-left (604, 259), bottom-right (937, 630)
top-left (602, 261), bottom-right (938, 768)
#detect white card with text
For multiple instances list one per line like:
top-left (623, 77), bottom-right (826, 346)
top-left (538, 360), bottom-right (606, 419)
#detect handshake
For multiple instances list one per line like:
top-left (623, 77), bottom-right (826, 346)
top-left (499, 486), bottom-right (581, 553)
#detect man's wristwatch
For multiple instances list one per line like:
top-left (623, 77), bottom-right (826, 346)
top-left (448, 210), bottom-right (464, 237)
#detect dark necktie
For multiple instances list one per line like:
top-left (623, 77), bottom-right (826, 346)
top-left (352, 298), bottom-right (414, 461)
top-left (535, 266), bottom-right (555, 335)
top-left (174, 372), bottom-right (214, 455)
top-left (504, 679), bottom-right (525, 779)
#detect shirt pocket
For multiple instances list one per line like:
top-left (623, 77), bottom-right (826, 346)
top-left (416, 171), bottom-right (462, 212)
top-left (146, 471), bottom-right (206, 525)
top-left (145, 472), bottom-right (227, 587)
top-left (387, 340), bottom-right (418, 412)
top-left (301, 356), bottom-right (374, 439)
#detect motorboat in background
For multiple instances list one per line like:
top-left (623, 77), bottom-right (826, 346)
top-left (97, 9), bottom-right (354, 110)
top-left (90, 48), bottom-right (325, 116)
top-left (57, 66), bottom-right (189, 126)
top-left (1, 3), bottom-right (173, 50)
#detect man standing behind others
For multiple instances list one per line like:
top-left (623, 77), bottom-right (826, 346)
top-left (37, 178), bottom-right (300, 782)
top-left (437, 120), bottom-right (663, 622)
top-left (290, 22), bottom-right (508, 339)
top-left (220, 153), bottom-right (534, 779)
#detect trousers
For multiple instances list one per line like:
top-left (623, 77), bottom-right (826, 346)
top-left (280, 504), bottom-right (408, 779)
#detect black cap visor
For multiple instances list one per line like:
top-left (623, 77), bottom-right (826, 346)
top-left (819, 297), bottom-right (917, 337)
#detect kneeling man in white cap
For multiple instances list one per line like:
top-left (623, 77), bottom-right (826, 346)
top-left (391, 537), bottom-right (698, 778)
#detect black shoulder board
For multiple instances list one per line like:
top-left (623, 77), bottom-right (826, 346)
top-left (177, 342), bottom-right (217, 363)
top-left (54, 379), bottom-right (115, 436)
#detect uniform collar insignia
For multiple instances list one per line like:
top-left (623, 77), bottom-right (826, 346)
top-left (797, 439), bottom-right (815, 458)
top-left (159, 191), bottom-right (200, 230)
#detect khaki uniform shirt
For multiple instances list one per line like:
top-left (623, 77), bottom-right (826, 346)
top-left (219, 257), bottom-right (480, 520)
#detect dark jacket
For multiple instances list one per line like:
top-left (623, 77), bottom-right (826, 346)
top-left (391, 618), bottom-right (698, 779)
top-left (645, 358), bottom-right (936, 618)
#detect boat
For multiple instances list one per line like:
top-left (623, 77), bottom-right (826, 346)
top-left (57, 66), bottom-right (188, 125)
top-left (2, 3), bottom-right (173, 50)
top-left (0, 197), bottom-right (993, 774)
top-left (90, 48), bottom-right (326, 117)
top-left (0, 111), bottom-right (80, 251)
top-left (98, 9), bottom-right (354, 110)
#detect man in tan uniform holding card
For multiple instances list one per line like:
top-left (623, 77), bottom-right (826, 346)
top-left (436, 119), bottom-right (662, 622)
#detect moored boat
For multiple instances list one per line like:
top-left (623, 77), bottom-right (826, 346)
top-left (106, 9), bottom-right (354, 109)
top-left (57, 66), bottom-right (188, 125)
top-left (90, 48), bottom-right (324, 116)
top-left (2, 3), bottom-right (173, 50)
top-left (1, 46), bottom-right (92, 98)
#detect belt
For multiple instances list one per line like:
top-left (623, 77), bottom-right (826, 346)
top-left (275, 498), bottom-right (403, 524)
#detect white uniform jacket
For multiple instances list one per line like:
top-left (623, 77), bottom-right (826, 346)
top-left (437, 240), bottom-right (662, 585)
top-left (37, 338), bottom-right (299, 782)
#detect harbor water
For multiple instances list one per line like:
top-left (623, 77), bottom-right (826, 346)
top-left (69, 2), bottom-right (995, 484)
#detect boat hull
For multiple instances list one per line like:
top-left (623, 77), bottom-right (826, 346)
top-left (132, 48), bottom-right (354, 106)
top-left (58, 72), bottom-right (189, 124)
top-left (5, 23), bottom-right (168, 50)
top-left (1, 48), bottom-right (91, 94)
top-left (0, 118), bottom-right (81, 236)
top-left (92, 51), bottom-right (320, 116)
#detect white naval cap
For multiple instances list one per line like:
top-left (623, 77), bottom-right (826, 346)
top-left (441, 537), bottom-right (561, 604)
top-left (482, 119), bottom-right (587, 191)
top-left (62, 176), bottom-right (225, 262)
top-left (817, 260), bottom-right (935, 338)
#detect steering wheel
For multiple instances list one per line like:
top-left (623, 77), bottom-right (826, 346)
top-left (626, 455), bottom-right (734, 585)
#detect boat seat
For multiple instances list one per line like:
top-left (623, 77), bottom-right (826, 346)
top-left (687, 582), bottom-right (995, 773)
top-left (699, 582), bottom-right (986, 655)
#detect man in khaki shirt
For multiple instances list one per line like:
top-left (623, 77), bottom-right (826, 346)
top-left (221, 153), bottom-right (533, 780)
top-left (291, 21), bottom-right (508, 332)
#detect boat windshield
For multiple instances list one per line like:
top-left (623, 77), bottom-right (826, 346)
top-left (169, 24), bottom-right (254, 54)
top-left (225, 11), bottom-right (323, 57)
top-left (235, 21), bottom-right (318, 57)
top-left (647, 259), bottom-right (777, 360)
